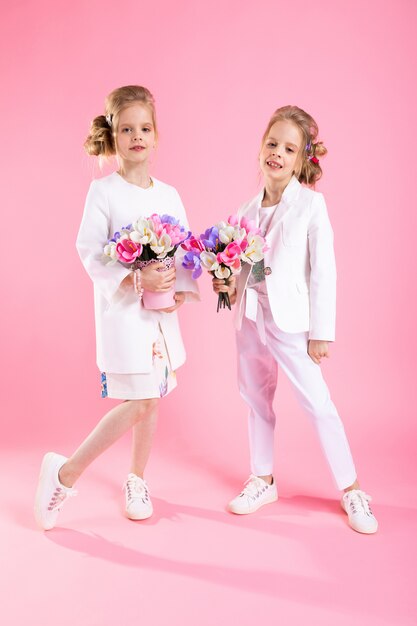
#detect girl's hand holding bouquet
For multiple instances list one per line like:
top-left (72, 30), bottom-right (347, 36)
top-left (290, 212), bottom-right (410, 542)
top-left (103, 214), bottom-right (189, 310)
top-left (181, 215), bottom-right (268, 311)
top-left (212, 274), bottom-right (237, 305)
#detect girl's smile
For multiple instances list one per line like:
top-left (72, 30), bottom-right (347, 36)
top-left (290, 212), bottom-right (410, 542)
top-left (265, 159), bottom-right (283, 170)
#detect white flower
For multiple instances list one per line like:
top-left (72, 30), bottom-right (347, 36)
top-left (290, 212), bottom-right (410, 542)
top-left (130, 229), bottom-right (156, 245)
top-left (214, 265), bottom-right (231, 279)
top-left (232, 227), bottom-right (247, 241)
top-left (119, 229), bottom-right (131, 240)
top-left (151, 233), bottom-right (174, 258)
top-left (104, 242), bottom-right (116, 258)
top-left (103, 242), bottom-right (117, 264)
top-left (218, 225), bottom-right (235, 244)
top-left (131, 219), bottom-right (157, 245)
top-left (241, 234), bottom-right (265, 264)
top-left (216, 220), bottom-right (228, 230)
top-left (200, 251), bottom-right (219, 272)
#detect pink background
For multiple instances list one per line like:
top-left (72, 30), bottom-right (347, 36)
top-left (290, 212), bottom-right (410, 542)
top-left (1, 1), bottom-right (416, 625)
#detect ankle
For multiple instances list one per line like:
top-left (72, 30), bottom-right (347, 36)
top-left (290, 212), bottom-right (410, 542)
top-left (58, 463), bottom-right (76, 489)
top-left (129, 470), bottom-right (144, 479)
top-left (344, 479), bottom-right (360, 493)
top-left (258, 474), bottom-right (273, 486)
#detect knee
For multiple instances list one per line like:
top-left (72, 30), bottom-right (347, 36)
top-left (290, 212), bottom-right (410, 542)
top-left (125, 398), bottom-right (158, 422)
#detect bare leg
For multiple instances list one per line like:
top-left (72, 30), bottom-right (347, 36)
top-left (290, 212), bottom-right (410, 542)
top-left (130, 403), bottom-right (159, 477)
top-left (59, 398), bottom-right (158, 487)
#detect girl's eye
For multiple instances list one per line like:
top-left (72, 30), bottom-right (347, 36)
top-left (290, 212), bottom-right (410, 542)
top-left (142, 127), bottom-right (151, 133)
top-left (267, 142), bottom-right (277, 148)
top-left (122, 128), bottom-right (132, 133)
top-left (286, 148), bottom-right (294, 153)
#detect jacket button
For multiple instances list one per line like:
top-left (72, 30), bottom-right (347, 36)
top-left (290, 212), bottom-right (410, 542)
top-left (263, 267), bottom-right (272, 275)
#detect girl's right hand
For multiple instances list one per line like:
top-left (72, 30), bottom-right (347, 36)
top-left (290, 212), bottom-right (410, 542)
top-left (212, 275), bottom-right (237, 305)
top-left (140, 263), bottom-right (176, 292)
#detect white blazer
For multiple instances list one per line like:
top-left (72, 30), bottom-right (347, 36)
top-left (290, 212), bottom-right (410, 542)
top-left (235, 176), bottom-right (337, 341)
top-left (76, 172), bottom-right (199, 374)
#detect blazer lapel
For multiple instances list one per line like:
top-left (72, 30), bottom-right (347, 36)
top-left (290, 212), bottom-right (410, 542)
top-left (239, 190), bottom-right (264, 227)
top-left (265, 176), bottom-right (301, 242)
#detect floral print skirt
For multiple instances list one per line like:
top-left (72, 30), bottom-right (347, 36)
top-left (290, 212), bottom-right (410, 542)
top-left (100, 325), bottom-right (177, 400)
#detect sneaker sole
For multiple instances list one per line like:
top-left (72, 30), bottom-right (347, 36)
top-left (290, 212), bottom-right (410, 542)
top-left (228, 493), bottom-right (278, 515)
top-left (125, 509), bottom-right (153, 521)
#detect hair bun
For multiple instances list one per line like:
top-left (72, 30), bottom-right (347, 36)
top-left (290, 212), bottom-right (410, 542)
top-left (84, 115), bottom-right (115, 157)
top-left (313, 141), bottom-right (327, 158)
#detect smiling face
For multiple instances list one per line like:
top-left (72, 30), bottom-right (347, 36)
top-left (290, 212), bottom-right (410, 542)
top-left (259, 120), bottom-right (304, 186)
top-left (115, 103), bottom-right (156, 166)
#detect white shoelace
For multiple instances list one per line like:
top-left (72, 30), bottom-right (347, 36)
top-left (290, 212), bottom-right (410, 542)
top-left (344, 490), bottom-right (373, 516)
top-left (240, 475), bottom-right (269, 501)
top-left (48, 486), bottom-right (77, 512)
top-left (124, 475), bottom-right (150, 505)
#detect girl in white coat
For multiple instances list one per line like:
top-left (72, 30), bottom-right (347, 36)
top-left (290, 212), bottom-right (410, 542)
top-left (35, 85), bottom-right (198, 530)
top-left (213, 106), bottom-right (377, 534)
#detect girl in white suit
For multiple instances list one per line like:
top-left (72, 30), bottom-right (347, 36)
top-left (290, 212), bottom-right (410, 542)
top-left (35, 86), bottom-right (198, 530)
top-left (214, 106), bottom-right (377, 534)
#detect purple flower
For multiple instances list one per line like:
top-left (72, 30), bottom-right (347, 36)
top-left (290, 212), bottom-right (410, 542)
top-left (182, 251), bottom-right (203, 279)
top-left (160, 214), bottom-right (179, 226)
top-left (201, 226), bottom-right (219, 250)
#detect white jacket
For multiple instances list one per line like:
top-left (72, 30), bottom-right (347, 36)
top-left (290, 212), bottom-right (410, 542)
top-left (235, 176), bottom-right (337, 341)
top-left (76, 172), bottom-right (199, 374)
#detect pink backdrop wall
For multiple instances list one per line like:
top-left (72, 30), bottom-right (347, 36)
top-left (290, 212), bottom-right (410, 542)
top-left (1, 0), bottom-right (416, 493)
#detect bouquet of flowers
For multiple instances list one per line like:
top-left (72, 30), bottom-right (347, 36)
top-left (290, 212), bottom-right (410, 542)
top-left (103, 214), bottom-right (190, 308)
top-left (181, 215), bottom-right (268, 311)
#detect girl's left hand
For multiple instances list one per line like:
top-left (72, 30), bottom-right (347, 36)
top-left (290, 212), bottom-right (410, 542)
top-left (308, 340), bottom-right (330, 365)
top-left (160, 291), bottom-right (186, 313)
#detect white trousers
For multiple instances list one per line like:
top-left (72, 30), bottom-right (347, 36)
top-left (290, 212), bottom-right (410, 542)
top-left (237, 293), bottom-right (357, 490)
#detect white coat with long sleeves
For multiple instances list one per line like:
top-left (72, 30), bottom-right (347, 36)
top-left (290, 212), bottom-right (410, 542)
top-left (235, 175), bottom-right (337, 341)
top-left (76, 172), bottom-right (199, 374)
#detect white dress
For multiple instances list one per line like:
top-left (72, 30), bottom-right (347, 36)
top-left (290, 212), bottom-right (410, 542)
top-left (76, 172), bottom-right (199, 399)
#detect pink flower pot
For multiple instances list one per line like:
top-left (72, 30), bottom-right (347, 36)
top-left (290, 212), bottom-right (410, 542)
top-left (135, 257), bottom-right (176, 311)
top-left (142, 287), bottom-right (176, 310)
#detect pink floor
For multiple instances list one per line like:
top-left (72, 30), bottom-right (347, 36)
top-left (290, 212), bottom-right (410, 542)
top-left (2, 443), bottom-right (416, 626)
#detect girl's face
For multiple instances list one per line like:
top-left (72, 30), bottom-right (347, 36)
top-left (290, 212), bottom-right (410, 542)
top-left (115, 103), bottom-right (156, 166)
top-left (259, 120), bottom-right (303, 185)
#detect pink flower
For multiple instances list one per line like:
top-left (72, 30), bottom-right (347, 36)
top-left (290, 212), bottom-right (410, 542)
top-left (217, 241), bottom-right (243, 268)
top-left (240, 217), bottom-right (261, 235)
top-left (235, 238), bottom-right (249, 251)
top-left (116, 239), bottom-right (142, 263)
top-left (181, 236), bottom-right (205, 253)
top-left (228, 215), bottom-right (239, 226)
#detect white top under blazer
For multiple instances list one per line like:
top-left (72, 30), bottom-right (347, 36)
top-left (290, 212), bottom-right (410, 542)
top-left (76, 172), bottom-right (199, 374)
top-left (235, 175), bottom-right (337, 341)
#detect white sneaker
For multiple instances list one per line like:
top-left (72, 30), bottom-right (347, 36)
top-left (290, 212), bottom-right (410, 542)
top-left (123, 473), bottom-right (153, 520)
top-left (228, 474), bottom-right (278, 514)
top-left (34, 452), bottom-right (77, 530)
top-left (341, 489), bottom-right (378, 534)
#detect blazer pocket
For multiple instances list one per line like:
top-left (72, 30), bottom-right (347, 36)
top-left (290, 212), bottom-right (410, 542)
top-left (296, 281), bottom-right (310, 294)
top-left (282, 222), bottom-right (307, 247)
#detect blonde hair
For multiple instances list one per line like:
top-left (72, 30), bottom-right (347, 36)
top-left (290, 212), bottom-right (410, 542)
top-left (84, 85), bottom-right (157, 157)
top-left (261, 105), bottom-right (327, 185)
